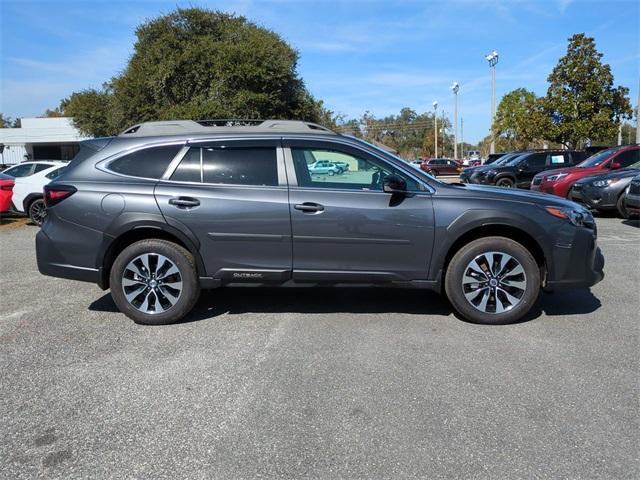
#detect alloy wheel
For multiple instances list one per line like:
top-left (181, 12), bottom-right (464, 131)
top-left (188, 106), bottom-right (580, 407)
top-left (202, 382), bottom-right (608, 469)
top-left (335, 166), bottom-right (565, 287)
top-left (122, 253), bottom-right (183, 314)
top-left (461, 251), bottom-right (527, 314)
top-left (30, 200), bottom-right (47, 226)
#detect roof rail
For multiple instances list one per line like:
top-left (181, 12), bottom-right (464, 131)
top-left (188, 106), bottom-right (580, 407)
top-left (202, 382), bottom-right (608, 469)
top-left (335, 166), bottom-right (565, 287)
top-left (118, 119), bottom-right (335, 137)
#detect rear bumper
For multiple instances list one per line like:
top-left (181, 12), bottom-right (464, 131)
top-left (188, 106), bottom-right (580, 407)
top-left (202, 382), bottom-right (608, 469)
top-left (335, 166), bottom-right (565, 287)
top-left (36, 228), bottom-right (102, 284)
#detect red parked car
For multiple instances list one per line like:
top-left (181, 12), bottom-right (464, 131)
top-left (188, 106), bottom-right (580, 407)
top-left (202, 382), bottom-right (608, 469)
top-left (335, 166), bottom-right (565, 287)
top-left (0, 173), bottom-right (15, 213)
top-left (531, 144), bottom-right (640, 198)
top-left (420, 158), bottom-right (463, 176)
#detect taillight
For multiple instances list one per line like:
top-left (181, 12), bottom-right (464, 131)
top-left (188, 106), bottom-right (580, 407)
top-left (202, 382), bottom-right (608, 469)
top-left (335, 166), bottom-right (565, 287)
top-left (0, 183), bottom-right (13, 191)
top-left (44, 185), bottom-right (76, 207)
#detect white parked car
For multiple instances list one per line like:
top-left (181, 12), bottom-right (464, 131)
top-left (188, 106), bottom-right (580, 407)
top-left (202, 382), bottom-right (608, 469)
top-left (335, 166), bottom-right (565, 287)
top-left (2, 161), bottom-right (67, 225)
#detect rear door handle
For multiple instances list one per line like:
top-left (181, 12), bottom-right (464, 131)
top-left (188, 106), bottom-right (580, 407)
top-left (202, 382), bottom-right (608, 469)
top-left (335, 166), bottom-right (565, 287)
top-left (294, 202), bottom-right (324, 213)
top-left (169, 197), bottom-right (200, 209)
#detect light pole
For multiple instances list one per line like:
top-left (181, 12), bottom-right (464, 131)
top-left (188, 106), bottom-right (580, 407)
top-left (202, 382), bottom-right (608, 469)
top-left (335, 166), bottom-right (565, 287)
top-left (451, 82), bottom-right (459, 159)
top-left (485, 50), bottom-right (499, 154)
top-left (636, 79), bottom-right (639, 144)
top-left (460, 117), bottom-right (464, 160)
top-left (433, 100), bottom-right (438, 158)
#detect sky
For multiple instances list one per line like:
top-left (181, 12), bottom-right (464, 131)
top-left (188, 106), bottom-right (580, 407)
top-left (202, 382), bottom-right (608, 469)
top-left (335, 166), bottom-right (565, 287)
top-left (1, 0), bottom-right (638, 143)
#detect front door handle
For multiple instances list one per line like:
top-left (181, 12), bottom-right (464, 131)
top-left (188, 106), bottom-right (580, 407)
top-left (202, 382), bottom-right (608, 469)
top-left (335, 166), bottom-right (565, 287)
top-left (294, 202), bottom-right (325, 213)
top-left (169, 197), bottom-right (200, 209)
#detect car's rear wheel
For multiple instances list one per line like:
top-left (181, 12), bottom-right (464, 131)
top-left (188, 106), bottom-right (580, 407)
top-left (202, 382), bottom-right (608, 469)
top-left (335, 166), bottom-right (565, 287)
top-left (328, 170), bottom-right (335, 176)
top-left (496, 177), bottom-right (515, 188)
top-left (110, 239), bottom-right (199, 325)
top-left (616, 193), bottom-right (629, 219)
top-left (430, 169), bottom-right (439, 177)
top-left (28, 198), bottom-right (47, 226)
top-left (445, 237), bottom-right (540, 324)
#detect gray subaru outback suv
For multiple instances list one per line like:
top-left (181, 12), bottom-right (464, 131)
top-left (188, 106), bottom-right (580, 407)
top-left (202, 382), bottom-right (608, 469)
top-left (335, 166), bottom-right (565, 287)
top-left (36, 120), bottom-right (604, 325)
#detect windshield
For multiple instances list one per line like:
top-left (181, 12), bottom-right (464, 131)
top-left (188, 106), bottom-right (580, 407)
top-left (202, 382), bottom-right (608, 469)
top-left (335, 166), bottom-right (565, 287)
top-left (577, 147), bottom-right (621, 168)
top-left (503, 153), bottom-right (528, 166)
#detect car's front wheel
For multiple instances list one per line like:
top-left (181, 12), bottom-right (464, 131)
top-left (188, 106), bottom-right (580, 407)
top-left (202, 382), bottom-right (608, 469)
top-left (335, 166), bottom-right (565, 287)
top-left (616, 193), bottom-right (629, 219)
top-left (110, 239), bottom-right (199, 325)
top-left (496, 177), bottom-right (515, 188)
top-left (28, 198), bottom-right (47, 226)
top-left (445, 237), bottom-right (540, 324)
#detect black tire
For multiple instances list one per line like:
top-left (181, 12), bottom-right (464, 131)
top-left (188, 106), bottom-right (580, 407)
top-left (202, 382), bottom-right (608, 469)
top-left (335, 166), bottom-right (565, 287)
top-left (430, 169), bottom-right (439, 177)
top-left (328, 170), bottom-right (335, 176)
top-left (495, 177), bottom-right (515, 188)
top-left (28, 198), bottom-right (47, 226)
top-left (110, 239), bottom-right (199, 325)
top-left (445, 236), bottom-right (540, 325)
top-left (616, 193), bottom-right (629, 219)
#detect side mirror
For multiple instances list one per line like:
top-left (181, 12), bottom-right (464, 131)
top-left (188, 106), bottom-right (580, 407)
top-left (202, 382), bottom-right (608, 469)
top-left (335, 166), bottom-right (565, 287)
top-left (383, 174), bottom-right (407, 194)
top-left (610, 162), bottom-right (621, 169)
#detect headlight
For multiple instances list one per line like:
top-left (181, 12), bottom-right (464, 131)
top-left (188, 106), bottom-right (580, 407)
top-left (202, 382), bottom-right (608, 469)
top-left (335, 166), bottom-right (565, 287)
top-left (546, 173), bottom-right (568, 182)
top-left (544, 206), bottom-right (594, 228)
top-left (592, 178), bottom-right (619, 187)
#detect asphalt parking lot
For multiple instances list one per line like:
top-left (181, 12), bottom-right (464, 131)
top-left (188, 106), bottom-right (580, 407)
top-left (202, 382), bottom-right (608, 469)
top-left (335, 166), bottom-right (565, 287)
top-left (1, 216), bottom-right (639, 479)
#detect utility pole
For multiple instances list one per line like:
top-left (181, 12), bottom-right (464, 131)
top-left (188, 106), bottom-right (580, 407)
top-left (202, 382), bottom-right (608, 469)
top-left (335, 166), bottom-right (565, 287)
top-left (433, 101), bottom-right (438, 157)
top-left (451, 82), bottom-right (459, 159)
top-left (636, 79), bottom-right (640, 144)
top-left (617, 123), bottom-right (623, 146)
top-left (460, 118), bottom-right (464, 160)
top-left (485, 51), bottom-right (499, 154)
top-left (442, 110), bottom-right (446, 157)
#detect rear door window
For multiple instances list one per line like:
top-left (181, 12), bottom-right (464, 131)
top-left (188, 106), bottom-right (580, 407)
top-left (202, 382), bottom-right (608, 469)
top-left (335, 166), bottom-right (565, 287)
top-left (45, 167), bottom-right (66, 179)
top-left (108, 145), bottom-right (182, 179)
top-left (525, 153), bottom-right (547, 168)
top-left (170, 147), bottom-right (278, 186)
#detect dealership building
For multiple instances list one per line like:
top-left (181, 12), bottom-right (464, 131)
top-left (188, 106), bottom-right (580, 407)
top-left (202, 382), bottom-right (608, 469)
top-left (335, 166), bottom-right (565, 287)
top-left (0, 117), bottom-right (87, 166)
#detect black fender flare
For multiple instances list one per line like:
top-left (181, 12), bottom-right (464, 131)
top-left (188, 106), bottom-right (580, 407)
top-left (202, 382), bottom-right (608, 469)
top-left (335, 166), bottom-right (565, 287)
top-left (428, 208), bottom-right (551, 281)
top-left (97, 213), bottom-right (205, 288)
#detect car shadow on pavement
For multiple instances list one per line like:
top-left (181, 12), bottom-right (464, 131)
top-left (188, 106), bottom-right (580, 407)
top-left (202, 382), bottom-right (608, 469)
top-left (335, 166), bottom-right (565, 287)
top-left (88, 286), bottom-right (602, 324)
top-left (622, 218), bottom-right (639, 228)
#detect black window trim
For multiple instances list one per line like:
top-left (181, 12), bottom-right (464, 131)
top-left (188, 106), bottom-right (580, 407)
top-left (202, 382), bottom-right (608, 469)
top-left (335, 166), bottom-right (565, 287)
top-left (162, 142), bottom-right (286, 188)
top-left (282, 141), bottom-right (433, 195)
top-left (97, 140), bottom-right (187, 181)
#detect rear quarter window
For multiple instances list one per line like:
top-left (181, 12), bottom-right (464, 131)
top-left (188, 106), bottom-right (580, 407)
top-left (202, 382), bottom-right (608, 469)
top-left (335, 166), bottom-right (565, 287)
top-left (108, 145), bottom-right (182, 179)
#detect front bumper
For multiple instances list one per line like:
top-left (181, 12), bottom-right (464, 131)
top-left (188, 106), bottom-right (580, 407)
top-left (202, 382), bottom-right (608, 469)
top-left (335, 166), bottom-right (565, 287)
top-left (578, 185), bottom-right (618, 210)
top-left (624, 191), bottom-right (640, 215)
top-left (544, 225), bottom-right (604, 291)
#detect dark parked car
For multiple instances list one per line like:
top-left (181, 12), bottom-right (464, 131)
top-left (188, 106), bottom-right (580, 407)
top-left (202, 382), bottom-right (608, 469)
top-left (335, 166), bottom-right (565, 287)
top-left (420, 158), bottom-right (462, 176)
top-left (460, 152), bottom-right (524, 183)
top-left (569, 160), bottom-right (640, 218)
top-left (624, 174), bottom-right (640, 217)
top-left (471, 150), bottom-right (587, 188)
top-left (37, 120), bottom-right (604, 326)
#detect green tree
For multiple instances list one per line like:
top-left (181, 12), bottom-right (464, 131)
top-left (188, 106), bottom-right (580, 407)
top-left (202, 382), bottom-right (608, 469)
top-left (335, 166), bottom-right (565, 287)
top-left (0, 113), bottom-right (20, 128)
top-left (493, 88), bottom-right (545, 150)
top-left (61, 8), bottom-right (331, 137)
top-left (60, 88), bottom-right (115, 137)
top-left (541, 33), bottom-right (632, 148)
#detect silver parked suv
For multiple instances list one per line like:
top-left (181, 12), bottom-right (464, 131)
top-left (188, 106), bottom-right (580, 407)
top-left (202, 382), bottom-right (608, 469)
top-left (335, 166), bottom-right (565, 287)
top-left (37, 120), bottom-right (604, 325)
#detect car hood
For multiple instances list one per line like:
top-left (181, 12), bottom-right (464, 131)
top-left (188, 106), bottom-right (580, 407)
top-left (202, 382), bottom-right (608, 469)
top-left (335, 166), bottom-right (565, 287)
top-left (457, 183), bottom-right (579, 209)
top-left (575, 168), bottom-right (640, 184)
top-left (538, 165), bottom-right (599, 178)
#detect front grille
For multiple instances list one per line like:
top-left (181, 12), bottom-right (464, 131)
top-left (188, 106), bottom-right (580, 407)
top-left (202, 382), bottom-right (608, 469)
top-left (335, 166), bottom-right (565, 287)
top-left (572, 184), bottom-right (583, 191)
top-left (532, 177), bottom-right (542, 186)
